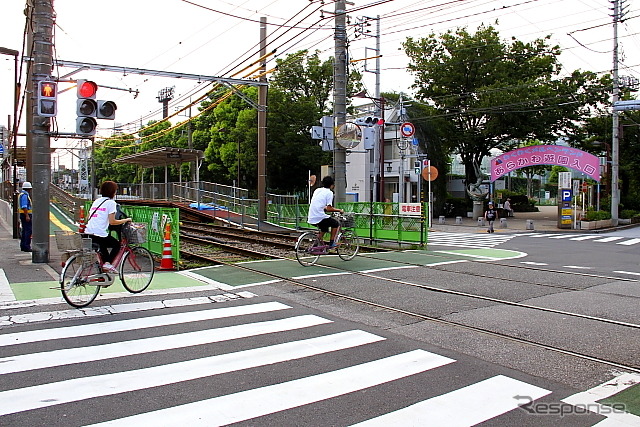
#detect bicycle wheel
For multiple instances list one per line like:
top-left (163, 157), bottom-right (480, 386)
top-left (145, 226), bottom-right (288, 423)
top-left (120, 246), bottom-right (155, 293)
top-left (295, 231), bottom-right (321, 266)
top-left (337, 230), bottom-right (359, 261)
top-left (60, 254), bottom-right (100, 308)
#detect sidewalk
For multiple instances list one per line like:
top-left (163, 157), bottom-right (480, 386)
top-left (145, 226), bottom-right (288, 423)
top-left (430, 205), bottom-right (601, 234)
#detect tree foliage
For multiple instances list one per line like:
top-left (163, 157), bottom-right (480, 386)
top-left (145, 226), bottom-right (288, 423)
top-left (403, 24), bottom-right (610, 192)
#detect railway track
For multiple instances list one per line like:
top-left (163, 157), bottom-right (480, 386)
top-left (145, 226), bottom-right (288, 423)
top-left (179, 244), bottom-right (640, 373)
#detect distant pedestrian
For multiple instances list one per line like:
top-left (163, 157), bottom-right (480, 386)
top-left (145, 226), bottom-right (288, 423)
top-left (18, 181), bottom-right (33, 252)
top-left (504, 198), bottom-right (513, 217)
top-left (485, 201), bottom-right (498, 233)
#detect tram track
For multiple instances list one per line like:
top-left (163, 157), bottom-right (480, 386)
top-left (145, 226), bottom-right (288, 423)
top-left (177, 240), bottom-right (640, 373)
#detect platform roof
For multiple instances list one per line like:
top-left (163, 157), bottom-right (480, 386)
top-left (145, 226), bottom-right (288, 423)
top-left (113, 147), bottom-right (204, 168)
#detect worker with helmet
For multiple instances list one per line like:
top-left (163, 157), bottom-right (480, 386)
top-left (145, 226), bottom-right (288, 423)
top-left (19, 181), bottom-right (33, 252)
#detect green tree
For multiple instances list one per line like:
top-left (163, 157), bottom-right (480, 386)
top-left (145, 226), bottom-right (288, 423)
top-left (403, 24), bottom-right (610, 195)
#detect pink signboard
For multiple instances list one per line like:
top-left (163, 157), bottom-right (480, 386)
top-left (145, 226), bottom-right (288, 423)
top-left (490, 145), bottom-right (600, 182)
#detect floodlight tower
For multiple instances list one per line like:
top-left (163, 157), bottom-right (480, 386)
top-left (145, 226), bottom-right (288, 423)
top-left (157, 87), bottom-right (175, 119)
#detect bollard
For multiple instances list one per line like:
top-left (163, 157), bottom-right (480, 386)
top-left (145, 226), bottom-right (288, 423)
top-left (526, 219), bottom-right (534, 230)
top-left (477, 217), bottom-right (485, 226)
top-left (438, 216), bottom-right (445, 224)
top-left (500, 218), bottom-right (507, 228)
top-left (455, 216), bottom-right (462, 225)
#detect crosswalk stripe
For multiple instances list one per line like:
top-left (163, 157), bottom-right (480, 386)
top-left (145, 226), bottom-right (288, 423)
top-left (0, 315), bottom-right (333, 374)
top-left (548, 235), bottom-right (575, 239)
top-left (0, 330), bottom-right (387, 417)
top-left (593, 236), bottom-right (625, 243)
top-left (87, 349), bottom-right (455, 426)
top-left (350, 375), bottom-right (551, 426)
top-left (569, 235), bottom-right (600, 241)
top-left (0, 301), bottom-right (290, 347)
top-left (617, 238), bottom-right (640, 246)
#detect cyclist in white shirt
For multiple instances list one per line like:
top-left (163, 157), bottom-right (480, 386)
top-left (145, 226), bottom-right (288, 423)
top-left (84, 181), bottom-right (132, 272)
top-left (308, 176), bottom-right (344, 248)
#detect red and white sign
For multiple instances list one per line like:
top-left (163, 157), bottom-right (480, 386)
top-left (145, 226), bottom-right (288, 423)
top-left (399, 202), bottom-right (422, 216)
top-left (400, 122), bottom-right (415, 137)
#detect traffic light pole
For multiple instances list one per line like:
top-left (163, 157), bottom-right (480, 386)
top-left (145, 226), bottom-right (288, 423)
top-left (30, 0), bottom-right (55, 263)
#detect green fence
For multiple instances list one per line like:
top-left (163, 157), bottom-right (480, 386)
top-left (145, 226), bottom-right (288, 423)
top-left (84, 202), bottom-right (180, 264)
top-left (292, 201), bottom-right (428, 246)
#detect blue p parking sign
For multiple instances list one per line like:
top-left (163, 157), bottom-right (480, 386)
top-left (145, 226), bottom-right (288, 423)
top-left (562, 190), bottom-right (572, 202)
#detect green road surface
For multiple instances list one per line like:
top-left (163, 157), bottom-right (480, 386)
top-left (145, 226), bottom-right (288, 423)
top-left (6, 248), bottom-right (526, 302)
top-left (599, 384), bottom-right (640, 416)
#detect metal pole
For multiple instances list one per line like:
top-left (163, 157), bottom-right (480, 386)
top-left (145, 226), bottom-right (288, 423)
top-left (31, 0), bottom-right (55, 263)
top-left (257, 17), bottom-right (268, 224)
top-left (373, 16), bottom-right (381, 203)
top-left (333, 0), bottom-right (347, 203)
top-left (611, 0), bottom-right (620, 225)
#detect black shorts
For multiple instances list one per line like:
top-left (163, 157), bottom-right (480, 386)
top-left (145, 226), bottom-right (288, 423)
top-left (313, 217), bottom-right (340, 233)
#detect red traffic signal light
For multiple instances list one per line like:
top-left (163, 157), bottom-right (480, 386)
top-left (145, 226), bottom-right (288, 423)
top-left (77, 79), bottom-right (97, 99)
top-left (37, 80), bottom-right (57, 117)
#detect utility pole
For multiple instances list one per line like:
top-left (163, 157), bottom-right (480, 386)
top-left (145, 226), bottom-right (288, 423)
top-left (333, 0), bottom-right (348, 203)
top-left (610, 0), bottom-right (623, 226)
top-left (30, 0), bottom-right (55, 263)
top-left (257, 17), bottom-right (268, 223)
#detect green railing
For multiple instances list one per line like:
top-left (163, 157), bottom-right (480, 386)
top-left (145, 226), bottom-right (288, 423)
top-left (288, 201), bottom-right (429, 247)
top-left (85, 201), bottom-right (180, 264)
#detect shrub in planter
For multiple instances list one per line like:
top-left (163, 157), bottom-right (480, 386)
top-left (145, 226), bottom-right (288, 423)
top-left (620, 209), bottom-right (639, 219)
top-left (584, 210), bottom-right (611, 221)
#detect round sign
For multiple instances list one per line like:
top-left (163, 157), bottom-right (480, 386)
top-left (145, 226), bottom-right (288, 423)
top-left (335, 122), bottom-right (362, 149)
top-left (421, 166), bottom-right (438, 181)
top-left (400, 122), bottom-right (415, 138)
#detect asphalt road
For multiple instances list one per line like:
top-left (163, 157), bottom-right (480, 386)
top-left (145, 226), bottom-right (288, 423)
top-left (1, 227), bottom-right (638, 425)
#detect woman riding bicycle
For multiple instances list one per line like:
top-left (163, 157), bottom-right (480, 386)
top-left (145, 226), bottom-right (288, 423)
top-left (84, 181), bottom-right (132, 273)
top-left (308, 176), bottom-right (344, 249)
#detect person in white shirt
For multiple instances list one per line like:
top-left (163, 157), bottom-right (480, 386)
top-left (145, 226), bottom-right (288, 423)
top-left (84, 180), bottom-right (132, 273)
top-left (307, 176), bottom-right (344, 248)
top-left (503, 198), bottom-right (513, 217)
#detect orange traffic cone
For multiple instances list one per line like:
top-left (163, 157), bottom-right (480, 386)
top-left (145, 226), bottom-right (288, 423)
top-left (78, 206), bottom-right (86, 233)
top-left (157, 222), bottom-right (175, 271)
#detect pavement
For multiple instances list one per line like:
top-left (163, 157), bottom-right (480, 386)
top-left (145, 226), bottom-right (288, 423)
top-left (0, 204), bottom-right (632, 295)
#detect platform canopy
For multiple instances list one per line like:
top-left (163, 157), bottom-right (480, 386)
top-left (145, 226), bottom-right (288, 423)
top-left (113, 147), bottom-right (204, 168)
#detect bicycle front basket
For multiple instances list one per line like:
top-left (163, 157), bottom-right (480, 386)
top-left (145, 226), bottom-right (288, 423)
top-left (54, 231), bottom-right (82, 251)
top-left (338, 213), bottom-right (355, 228)
top-left (124, 223), bottom-right (147, 244)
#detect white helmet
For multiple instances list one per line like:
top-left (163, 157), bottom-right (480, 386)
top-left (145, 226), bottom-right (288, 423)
top-left (22, 181), bottom-right (32, 189)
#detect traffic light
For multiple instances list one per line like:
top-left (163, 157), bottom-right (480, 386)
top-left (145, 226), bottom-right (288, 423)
top-left (37, 80), bottom-right (58, 117)
top-left (355, 116), bottom-right (383, 126)
top-left (97, 100), bottom-right (117, 119)
top-left (76, 79), bottom-right (97, 136)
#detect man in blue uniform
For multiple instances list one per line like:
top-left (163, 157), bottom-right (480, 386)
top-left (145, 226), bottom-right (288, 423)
top-left (19, 181), bottom-right (33, 252)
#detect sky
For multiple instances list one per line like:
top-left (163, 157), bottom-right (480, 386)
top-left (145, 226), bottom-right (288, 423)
top-left (0, 0), bottom-right (637, 168)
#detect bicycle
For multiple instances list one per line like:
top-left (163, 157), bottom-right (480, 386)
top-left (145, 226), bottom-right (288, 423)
top-left (295, 212), bottom-right (359, 266)
top-left (55, 222), bottom-right (155, 308)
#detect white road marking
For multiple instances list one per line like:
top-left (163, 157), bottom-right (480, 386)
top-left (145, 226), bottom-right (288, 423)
top-left (521, 261), bottom-right (548, 266)
top-left (570, 235), bottom-right (600, 241)
top-left (613, 270), bottom-right (640, 276)
top-left (87, 350), bottom-right (455, 426)
top-left (0, 315), bottom-right (333, 374)
top-left (548, 235), bottom-right (575, 239)
top-left (617, 238), bottom-right (640, 246)
top-left (563, 265), bottom-right (592, 270)
top-left (0, 330), bottom-right (386, 417)
top-left (351, 375), bottom-right (551, 427)
top-left (0, 268), bottom-right (14, 302)
top-left (593, 236), bottom-right (625, 243)
top-left (0, 301), bottom-right (290, 347)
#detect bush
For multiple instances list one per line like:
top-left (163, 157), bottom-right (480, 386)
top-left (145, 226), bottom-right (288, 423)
top-left (584, 210), bottom-right (611, 221)
top-left (620, 209), bottom-right (639, 219)
top-left (443, 197), bottom-right (471, 217)
top-left (507, 194), bottom-right (538, 212)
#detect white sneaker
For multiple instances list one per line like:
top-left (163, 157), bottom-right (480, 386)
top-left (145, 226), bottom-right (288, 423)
top-left (102, 262), bottom-right (117, 273)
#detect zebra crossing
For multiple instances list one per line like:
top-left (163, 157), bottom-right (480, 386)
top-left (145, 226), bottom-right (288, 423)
top-left (1, 296), bottom-right (572, 425)
top-left (427, 231), bottom-right (640, 249)
top-left (427, 232), bottom-right (516, 248)
top-left (517, 233), bottom-right (640, 246)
